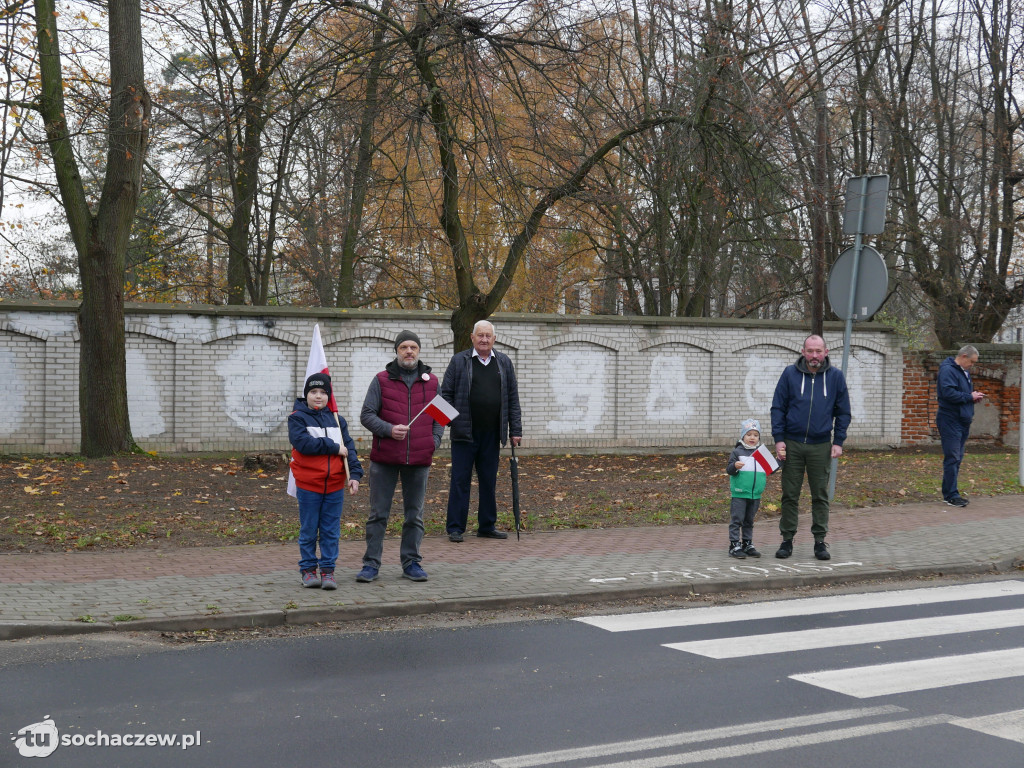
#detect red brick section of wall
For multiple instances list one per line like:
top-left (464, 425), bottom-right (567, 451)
top-left (902, 345), bottom-right (1021, 446)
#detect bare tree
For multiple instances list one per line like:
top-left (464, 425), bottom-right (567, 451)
top-left (146, 0), bottom-right (341, 305)
top-left (875, 0), bottom-right (1024, 346)
top-left (1, 0), bottom-right (150, 455)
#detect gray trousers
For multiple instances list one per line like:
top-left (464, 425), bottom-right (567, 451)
top-left (729, 497), bottom-right (760, 542)
top-left (363, 462), bottom-right (429, 569)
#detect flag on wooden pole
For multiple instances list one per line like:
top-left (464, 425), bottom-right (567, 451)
top-left (288, 324), bottom-right (341, 497)
top-left (302, 324), bottom-right (338, 414)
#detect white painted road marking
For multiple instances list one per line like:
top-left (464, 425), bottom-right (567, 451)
top-left (452, 709), bottom-right (1024, 768)
top-left (953, 709), bottom-right (1024, 744)
top-left (575, 579), bottom-right (1024, 632)
top-left (566, 716), bottom-right (951, 768)
top-left (491, 708), bottom-right (901, 768)
top-left (791, 647), bottom-right (1024, 697)
top-left (490, 706), bottom-right (905, 767)
top-left (663, 607), bottom-right (1024, 658)
top-left (483, 583), bottom-right (1024, 768)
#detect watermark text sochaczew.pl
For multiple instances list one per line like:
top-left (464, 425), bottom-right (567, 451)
top-left (12, 717), bottom-right (201, 758)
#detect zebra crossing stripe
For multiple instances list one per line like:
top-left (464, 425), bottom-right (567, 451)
top-left (663, 607), bottom-right (1024, 658)
top-left (952, 709), bottom-right (1024, 744)
top-left (791, 647), bottom-right (1024, 697)
top-left (490, 706), bottom-right (905, 768)
top-left (503, 715), bottom-right (951, 768)
top-left (575, 580), bottom-right (1024, 632)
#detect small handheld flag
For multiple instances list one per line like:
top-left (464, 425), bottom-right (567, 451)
top-left (751, 444), bottom-right (780, 474)
top-left (410, 394), bottom-right (459, 427)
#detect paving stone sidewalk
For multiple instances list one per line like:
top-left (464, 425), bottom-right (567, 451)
top-left (1, 496), bottom-right (1022, 640)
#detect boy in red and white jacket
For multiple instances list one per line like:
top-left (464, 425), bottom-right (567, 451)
top-left (288, 373), bottom-right (363, 589)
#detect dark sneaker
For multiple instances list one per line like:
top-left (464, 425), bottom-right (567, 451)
top-left (728, 541), bottom-right (747, 558)
top-left (320, 571), bottom-right (337, 590)
top-left (448, 531), bottom-right (464, 542)
top-left (476, 529), bottom-right (508, 539)
top-left (403, 563), bottom-right (429, 582)
top-left (742, 541), bottom-right (762, 558)
top-left (945, 496), bottom-right (968, 507)
top-left (355, 565), bottom-right (379, 583)
top-left (814, 540), bottom-right (831, 560)
top-left (775, 539), bottom-right (793, 559)
top-left (301, 569), bottom-right (321, 588)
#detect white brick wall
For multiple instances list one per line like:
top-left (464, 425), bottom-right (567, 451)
top-left (0, 303), bottom-right (903, 454)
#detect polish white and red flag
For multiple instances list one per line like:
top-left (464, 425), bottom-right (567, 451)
top-left (750, 444), bottom-right (780, 474)
top-left (302, 324), bottom-right (338, 413)
top-left (288, 324), bottom-right (338, 497)
top-left (412, 394), bottom-right (459, 426)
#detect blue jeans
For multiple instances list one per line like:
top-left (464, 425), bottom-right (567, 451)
top-left (936, 413), bottom-right (971, 500)
top-left (296, 487), bottom-right (344, 572)
top-left (446, 431), bottom-right (500, 534)
top-left (363, 462), bottom-right (429, 569)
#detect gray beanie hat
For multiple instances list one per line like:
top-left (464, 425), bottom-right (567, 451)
top-left (739, 418), bottom-right (761, 443)
top-left (394, 330), bottom-right (421, 351)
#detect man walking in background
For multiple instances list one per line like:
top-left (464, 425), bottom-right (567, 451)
top-left (442, 320), bottom-right (522, 542)
top-left (936, 345), bottom-right (985, 507)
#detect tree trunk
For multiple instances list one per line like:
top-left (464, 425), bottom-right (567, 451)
top-left (79, 240), bottom-right (133, 454)
top-left (450, 297), bottom-right (491, 352)
top-left (33, 0), bottom-right (148, 455)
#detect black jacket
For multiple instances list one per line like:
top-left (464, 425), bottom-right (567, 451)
top-left (440, 349), bottom-right (522, 445)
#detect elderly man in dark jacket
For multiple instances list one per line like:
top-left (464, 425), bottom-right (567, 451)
top-left (936, 345), bottom-right (985, 507)
top-left (441, 320), bottom-right (522, 542)
top-left (771, 334), bottom-right (851, 561)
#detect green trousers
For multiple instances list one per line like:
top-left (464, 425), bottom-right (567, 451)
top-left (779, 440), bottom-right (832, 542)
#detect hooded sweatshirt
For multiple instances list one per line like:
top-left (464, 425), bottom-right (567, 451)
top-left (770, 353), bottom-right (851, 446)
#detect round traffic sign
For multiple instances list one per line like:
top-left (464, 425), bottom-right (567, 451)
top-left (827, 245), bottom-right (888, 321)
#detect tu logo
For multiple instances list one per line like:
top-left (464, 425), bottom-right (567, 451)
top-left (12, 718), bottom-right (59, 758)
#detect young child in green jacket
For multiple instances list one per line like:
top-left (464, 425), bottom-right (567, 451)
top-left (725, 418), bottom-right (772, 559)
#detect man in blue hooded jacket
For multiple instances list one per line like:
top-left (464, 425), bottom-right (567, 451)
top-left (770, 335), bottom-right (851, 561)
top-left (936, 345), bottom-right (985, 507)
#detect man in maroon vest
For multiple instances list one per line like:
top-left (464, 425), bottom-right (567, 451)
top-left (357, 330), bottom-right (444, 582)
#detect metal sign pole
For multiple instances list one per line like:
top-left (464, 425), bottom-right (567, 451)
top-left (829, 176), bottom-right (869, 502)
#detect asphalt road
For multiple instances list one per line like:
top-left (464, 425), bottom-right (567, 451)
top-left (4, 578), bottom-right (1024, 768)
